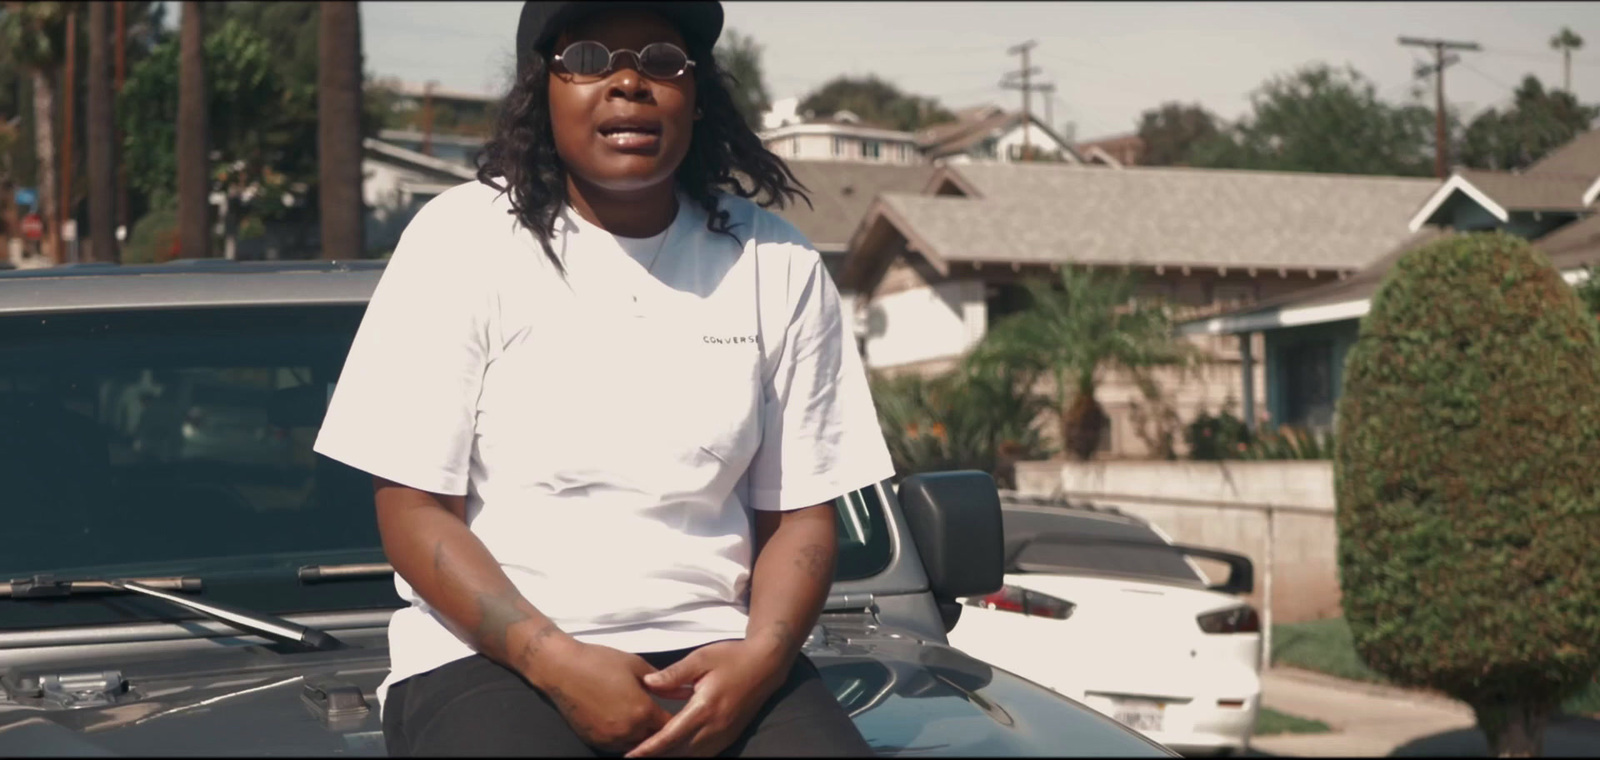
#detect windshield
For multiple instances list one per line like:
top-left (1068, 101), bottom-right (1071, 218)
top-left (1, 302), bottom-right (893, 629)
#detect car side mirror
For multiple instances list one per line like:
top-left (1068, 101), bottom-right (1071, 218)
top-left (897, 471), bottom-right (1004, 632)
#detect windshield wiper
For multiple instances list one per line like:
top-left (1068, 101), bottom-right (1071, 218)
top-left (1, 574), bottom-right (346, 651)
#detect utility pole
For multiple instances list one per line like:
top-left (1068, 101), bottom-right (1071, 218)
top-left (1002, 40), bottom-right (1041, 159)
top-left (420, 81), bottom-right (437, 156)
top-left (1399, 36), bottom-right (1480, 179)
top-left (115, 0), bottom-right (128, 240)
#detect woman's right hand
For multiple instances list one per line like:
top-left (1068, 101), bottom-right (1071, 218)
top-left (526, 640), bottom-right (675, 753)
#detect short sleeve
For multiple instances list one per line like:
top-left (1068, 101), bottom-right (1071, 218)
top-left (312, 200), bottom-right (491, 496)
top-left (746, 238), bottom-right (894, 512)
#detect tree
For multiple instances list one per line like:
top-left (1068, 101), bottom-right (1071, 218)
top-left (969, 268), bottom-right (1194, 461)
top-left (176, 1), bottom-right (207, 258)
top-left (1135, 101), bottom-right (1219, 166)
top-left (1551, 26), bottom-right (1585, 93)
top-left (1187, 63), bottom-right (1436, 177)
top-left (798, 75), bottom-right (954, 132)
top-left (715, 28), bottom-right (769, 131)
top-left (317, 1), bottom-right (363, 259)
top-left (1, 1), bottom-right (69, 261)
top-left (121, 18), bottom-right (307, 255)
top-left (1460, 75), bottom-right (1600, 172)
top-left (86, 0), bottom-right (115, 262)
top-left (1336, 233), bottom-right (1600, 757)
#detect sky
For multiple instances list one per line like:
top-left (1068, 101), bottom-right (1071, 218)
top-left (181, 2), bottom-right (1600, 140)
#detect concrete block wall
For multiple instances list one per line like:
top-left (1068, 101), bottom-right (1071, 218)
top-left (1013, 460), bottom-right (1342, 624)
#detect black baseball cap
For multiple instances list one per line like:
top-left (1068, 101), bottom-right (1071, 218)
top-left (515, 1), bottom-right (724, 76)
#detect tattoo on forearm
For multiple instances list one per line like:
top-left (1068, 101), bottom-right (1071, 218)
top-left (431, 539), bottom-right (533, 659)
top-left (517, 623), bottom-right (559, 670)
top-left (474, 589), bottom-right (532, 659)
top-left (795, 544), bottom-right (833, 581)
top-left (764, 620), bottom-right (797, 650)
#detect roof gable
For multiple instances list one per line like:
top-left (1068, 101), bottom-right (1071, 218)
top-left (1408, 169), bottom-right (1594, 231)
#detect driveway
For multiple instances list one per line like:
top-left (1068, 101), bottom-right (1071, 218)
top-left (1250, 667), bottom-right (1600, 757)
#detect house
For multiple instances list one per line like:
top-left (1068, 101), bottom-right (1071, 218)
top-left (761, 111), bottom-right (924, 165)
top-left (768, 160), bottom-right (936, 341)
top-left (1075, 132), bottom-right (1146, 168)
top-left (1181, 131), bottom-right (1600, 432)
top-left (914, 105), bottom-right (1084, 165)
top-left (363, 137), bottom-right (479, 256)
top-left (838, 162), bottom-right (1440, 457)
top-left (377, 129), bottom-right (485, 171)
top-left (378, 80), bottom-right (499, 140)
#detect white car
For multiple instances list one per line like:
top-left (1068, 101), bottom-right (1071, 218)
top-left (946, 501), bottom-right (1263, 756)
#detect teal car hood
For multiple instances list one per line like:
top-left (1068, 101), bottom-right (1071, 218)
top-left (0, 623), bottom-right (1173, 757)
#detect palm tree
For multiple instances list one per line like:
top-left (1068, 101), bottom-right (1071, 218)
top-left (87, 0), bottom-right (115, 262)
top-left (318, 1), bottom-right (363, 259)
top-left (176, 0), bottom-right (207, 258)
top-left (1, 2), bottom-right (68, 263)
top-left (969, 266), bottom-right (1195, 461)
top-left (1551, 27), bottom-right (1585, 93)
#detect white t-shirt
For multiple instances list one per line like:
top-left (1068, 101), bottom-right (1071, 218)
top-left (312, 181), bottom-right (893, 707)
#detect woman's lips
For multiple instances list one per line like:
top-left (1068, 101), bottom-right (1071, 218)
top-left (599, 129), bottom-right (661, 151)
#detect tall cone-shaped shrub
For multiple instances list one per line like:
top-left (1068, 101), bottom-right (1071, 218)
top-left (1336, 232), bottom-right (1600, 757)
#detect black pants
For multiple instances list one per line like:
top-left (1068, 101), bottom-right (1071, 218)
top-left (382, 647), bottom-right (874, 757)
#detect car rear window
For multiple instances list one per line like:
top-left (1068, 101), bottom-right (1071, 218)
top-left (1001, 505), bottom-right (1206, 587)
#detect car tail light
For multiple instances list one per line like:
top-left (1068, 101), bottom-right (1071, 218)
top-left (967, 584), bottom-right (1075, 620)
top-left (1197, 605), bottom-right (1261, 634)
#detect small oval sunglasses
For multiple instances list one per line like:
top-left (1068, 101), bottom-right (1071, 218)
top-left (552, 40), bottom-right (696, 80)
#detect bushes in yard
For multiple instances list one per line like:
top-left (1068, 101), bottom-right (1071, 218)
top-left (1335, 232), bottom-right (1600, 756)
top-left (1184, 406), bottom-right (1252, 460)
top-left (870, 359), bottom-right (1053, 490)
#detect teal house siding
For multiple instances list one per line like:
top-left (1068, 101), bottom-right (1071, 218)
top-left (1264, 320), bottom-right (1361, 429)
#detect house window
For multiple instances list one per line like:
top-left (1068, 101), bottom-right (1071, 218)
top-left (863, 140), bottom-right (882, 159)
top-left (1282, 340), bottom-right (1335, 430)
top-left (832, 136), bottom-right (845, 157)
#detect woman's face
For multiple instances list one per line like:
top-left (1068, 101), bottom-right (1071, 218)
top-left (547, 11), bottom-right (698, 196)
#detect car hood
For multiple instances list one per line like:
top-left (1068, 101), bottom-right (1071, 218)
top-left (0, 622), bottom-right (1173, 757)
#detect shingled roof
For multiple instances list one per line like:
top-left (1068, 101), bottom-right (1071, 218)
top-left (1529, 130), bottom-right (1600, 177)
top-left (842, 163), bottom-right (1439, 290)
top-left (766, 161), bottom-right (934, 254)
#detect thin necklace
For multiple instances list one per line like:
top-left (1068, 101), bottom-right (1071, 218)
top-left (632, 216), bottom-right (673, 304)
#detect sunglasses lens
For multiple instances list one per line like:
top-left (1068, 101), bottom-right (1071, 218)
top-left (639, 44), bottom-right (689, 78)
top-left (561, 40), bottom-right (610, 76)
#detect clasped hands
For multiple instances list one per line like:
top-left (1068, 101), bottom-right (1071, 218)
top-left (526, 637), bottom-right (790, 758)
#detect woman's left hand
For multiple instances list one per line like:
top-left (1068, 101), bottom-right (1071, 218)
top-left (625, 639), bottom-right (790, 757)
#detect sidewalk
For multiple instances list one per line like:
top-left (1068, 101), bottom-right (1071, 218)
top-left (1250, 667), bottom-right (1600, 757)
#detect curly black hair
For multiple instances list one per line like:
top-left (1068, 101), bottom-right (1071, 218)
top-left (475, 36), bottom-right (810, 273)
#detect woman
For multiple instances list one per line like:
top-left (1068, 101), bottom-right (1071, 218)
top-left (312, 1), bottom-right (892, 757)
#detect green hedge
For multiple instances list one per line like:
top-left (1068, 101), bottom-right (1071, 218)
top-left (1335, 233), bottom-right (1600, 747)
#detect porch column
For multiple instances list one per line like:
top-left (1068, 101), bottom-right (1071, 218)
top-left (1241, 331), bottom-right (1257, 432)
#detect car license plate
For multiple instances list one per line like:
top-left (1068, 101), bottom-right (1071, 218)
top-left (1110, 699), bottom-right (1165, 733)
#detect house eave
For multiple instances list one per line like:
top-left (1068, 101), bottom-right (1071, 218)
top-left (1181, 266), bottom-right (1594, 336)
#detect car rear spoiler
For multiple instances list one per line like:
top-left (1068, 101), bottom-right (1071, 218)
top-left (1003, 533), bottom-right (1255, 595)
